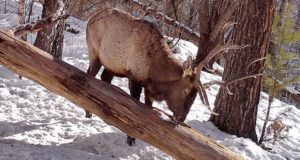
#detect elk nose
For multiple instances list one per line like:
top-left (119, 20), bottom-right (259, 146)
top-left (175, 116), bottom-right (186, 122)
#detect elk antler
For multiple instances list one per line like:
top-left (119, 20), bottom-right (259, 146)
top-left (194, 50), bottom-right (264, 115)
top-left (203, 56), bottom-right (266, 95)
top-left (193, 44), bottom-right (248, 115)
top-left (201, 22), bottom-right (238, 75)
top-left (194, 78), bottom-right (219, 115)
top-left (246, 57), bottom-right (266, 74)
top-left (203, 72), bottom-right (264, 95)
top-left (182, 56), bottom-right (193, 77)
top-left (192, 21), bottom-right (251, 115)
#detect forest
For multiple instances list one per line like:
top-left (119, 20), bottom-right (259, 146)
top-left (0, 0), bottom-right (299, 159)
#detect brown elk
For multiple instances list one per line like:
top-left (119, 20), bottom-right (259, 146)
top-left (85, 8), bottom-right (261, 146)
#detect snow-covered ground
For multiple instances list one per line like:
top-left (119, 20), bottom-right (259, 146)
top-left (0, 3), bottom-right (300, 160)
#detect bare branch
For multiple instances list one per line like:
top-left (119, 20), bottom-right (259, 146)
top-left (82, 0), bottom-right (106, 13)
top-left (125, 0), bottom-right (199, 45)
top-left (13, 14), bottom-right (70, 36)
top-left (26, 0), bottom-right (35, 23)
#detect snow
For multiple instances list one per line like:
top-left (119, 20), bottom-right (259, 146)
top-left (0, 3), bottom-right (300, 160)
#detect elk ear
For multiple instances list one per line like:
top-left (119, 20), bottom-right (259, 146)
top-left (182, 56), bottom-right (193, 78)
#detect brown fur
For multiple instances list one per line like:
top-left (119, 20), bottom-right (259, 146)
top-left (86, 8), bottom-right (197, 122)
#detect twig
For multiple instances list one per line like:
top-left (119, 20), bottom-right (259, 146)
top-left (13, 14), bottom-right (70, 36)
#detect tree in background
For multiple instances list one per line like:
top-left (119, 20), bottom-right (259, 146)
top-left (17, 0), bottom-right (26, 41)
top-left (196, 0), bottom-right (237, 73)
top-left (210, 0), bottom-right (275, 142)
top-left (258, 3), bottom-right (300, 145)
top-left (34, 0), bottom-right (68, 59)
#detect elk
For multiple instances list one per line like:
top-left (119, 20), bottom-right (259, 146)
top-left (85, 8), bottom-right (262, 146)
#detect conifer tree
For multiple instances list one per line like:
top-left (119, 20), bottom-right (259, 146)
top-left (259, 3), bottom-right (300, 145)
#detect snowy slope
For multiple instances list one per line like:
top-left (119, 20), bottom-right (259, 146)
top-left (0, 5), bottom-right (300, 160)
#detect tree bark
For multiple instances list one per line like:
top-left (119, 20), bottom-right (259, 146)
top-left (0, 30), bottom-right (242, 160)
top-left (196, 0), bottom-right (210, 62)
top-left (210, 0), bottom-right (275, 142)
top-left (195, 0), bottom-right (238, 69)
top-left (34, 0), bottom-right (68, 59)
top-left (26, 0), bottom-right (34, 23)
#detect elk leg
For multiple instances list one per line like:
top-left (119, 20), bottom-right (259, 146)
top-left (144, 89), bottom-right (153, 109)
top-left (85, 59), bottom-right (101, 118)
top-left (87, 59), bottom-right (101, 77)
top-left (101, 69), bottom-right (114, 83)
top-left (129, 79), bottom-right (142, 100)
top-left (126, 136), bottom-right (136, 147)
top-left (85, 69), bottom-right (114, 117)
top-left (126, 79), bottom-right (142, 146)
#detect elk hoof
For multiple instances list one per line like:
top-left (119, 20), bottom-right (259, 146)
top-left (126, 136), bottom-right (136, 146)
top-left (85, 110), bottom-right (92, 118)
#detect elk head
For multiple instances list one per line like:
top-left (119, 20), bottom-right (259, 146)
top-left (169, 37), bottom-right (263, 123)
top-left (164, 56), bottom-right (198, 122)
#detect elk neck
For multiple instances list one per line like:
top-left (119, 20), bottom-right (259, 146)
top-left (145, 40), bottom-right (184, 101)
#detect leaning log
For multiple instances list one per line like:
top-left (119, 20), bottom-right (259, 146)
top-left (0, 30), bottom-right (241, 160)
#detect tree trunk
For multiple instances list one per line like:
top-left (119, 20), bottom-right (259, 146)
top-left (26, 0), bottom-right (34, 23)
top-left (0, 30), bottom-right (242, 160)
top-left (196, 0), bottom-right (210, 62)
top-left (195, 0), bottom-right (237, 69)
top-left (18, 0), bottom-right (26, 41)
top-left (4, 0), bottom-right (7, 14)
top-left (258, 86), bottom-right (275, 144)
top-left (34, 0), bottom-right (68, 59)
top-left (296, 1), bottom-right (300, 29)
top-left (210, 0), bottom-right (275, 142)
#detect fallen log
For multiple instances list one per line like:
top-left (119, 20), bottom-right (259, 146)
top-left (0, 30), bottom-right (241, 160)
